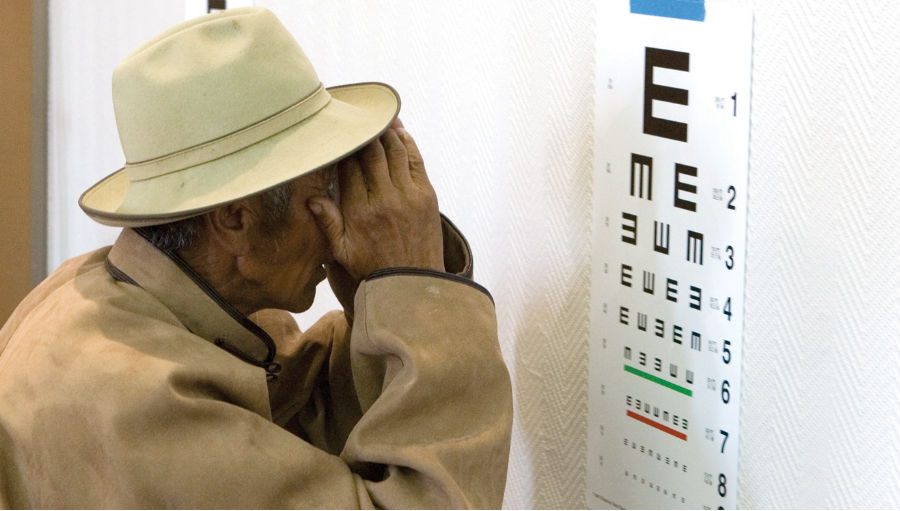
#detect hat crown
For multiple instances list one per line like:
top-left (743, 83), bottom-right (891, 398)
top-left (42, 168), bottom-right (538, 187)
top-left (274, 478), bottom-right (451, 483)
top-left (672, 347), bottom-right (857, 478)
top-left (112, 7), bottom-right (320, 163)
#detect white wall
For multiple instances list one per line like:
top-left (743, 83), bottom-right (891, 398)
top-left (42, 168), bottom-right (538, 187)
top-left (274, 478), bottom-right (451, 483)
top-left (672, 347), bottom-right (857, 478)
top-left (46, 0), bottom-right (184, 268)
top-left (47, 0), bottom-right (899, 508)
top-left (734, 1), bottom-right (900, 507)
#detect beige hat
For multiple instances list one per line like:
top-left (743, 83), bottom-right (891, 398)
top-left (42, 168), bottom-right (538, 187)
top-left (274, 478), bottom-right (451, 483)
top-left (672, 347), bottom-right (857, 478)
top-left (79, 7), bottom-right (399, 227)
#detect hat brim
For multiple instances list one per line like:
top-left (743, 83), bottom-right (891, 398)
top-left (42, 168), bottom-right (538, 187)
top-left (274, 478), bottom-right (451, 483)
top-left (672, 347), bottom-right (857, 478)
top-left (79, 82), bottom-right (400, 227)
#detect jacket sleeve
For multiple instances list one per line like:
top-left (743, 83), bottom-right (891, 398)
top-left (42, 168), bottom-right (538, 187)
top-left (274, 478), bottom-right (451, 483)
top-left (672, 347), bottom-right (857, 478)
top-left (256, 272), bottom-right (511, 508)
top-left (342, 272), bottom-right (511, 508)
top-left (276, 273), bottom-right (512, 508)
top-left (275, 217), bottom-right (512, 508)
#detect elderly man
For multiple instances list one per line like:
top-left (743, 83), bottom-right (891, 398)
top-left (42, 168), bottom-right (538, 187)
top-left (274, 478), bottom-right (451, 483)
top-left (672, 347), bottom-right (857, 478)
top-left (0, 7), bottom-right (512, 509)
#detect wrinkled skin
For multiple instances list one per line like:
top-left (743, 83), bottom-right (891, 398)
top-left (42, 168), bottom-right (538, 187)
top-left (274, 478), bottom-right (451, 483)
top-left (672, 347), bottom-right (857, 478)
top-left (180, 118), bottom-right (443, 316)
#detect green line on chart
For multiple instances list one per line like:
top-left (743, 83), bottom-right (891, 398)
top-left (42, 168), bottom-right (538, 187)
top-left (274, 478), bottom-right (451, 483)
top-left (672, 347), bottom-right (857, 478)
top-left (624, 364), bottom-right (692, 397)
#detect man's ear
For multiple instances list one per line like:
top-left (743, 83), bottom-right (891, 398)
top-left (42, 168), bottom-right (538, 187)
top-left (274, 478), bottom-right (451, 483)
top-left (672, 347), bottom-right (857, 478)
top-left (203, 200), bottom-right (261, 256)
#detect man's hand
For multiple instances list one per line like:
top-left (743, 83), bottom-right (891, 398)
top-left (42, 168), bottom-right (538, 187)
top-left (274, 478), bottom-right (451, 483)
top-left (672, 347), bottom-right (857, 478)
top-left (308, 119), bottom-right (444, 282)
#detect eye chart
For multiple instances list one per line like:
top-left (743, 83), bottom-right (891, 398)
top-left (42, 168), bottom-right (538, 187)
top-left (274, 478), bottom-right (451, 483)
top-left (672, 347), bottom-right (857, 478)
top-left (588, 1), bottom-right (752, 509)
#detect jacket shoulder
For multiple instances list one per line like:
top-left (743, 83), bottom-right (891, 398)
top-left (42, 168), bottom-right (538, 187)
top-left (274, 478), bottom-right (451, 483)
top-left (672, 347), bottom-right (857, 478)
top-left (0, 247), bottom-right (111, 352)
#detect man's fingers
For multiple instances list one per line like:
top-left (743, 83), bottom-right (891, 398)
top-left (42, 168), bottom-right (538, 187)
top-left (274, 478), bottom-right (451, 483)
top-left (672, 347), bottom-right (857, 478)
top-left (381, 128), bottom-right (413, 188)
top-left (307, 197), bottom-right (346, 257)
top-left (396, 127), bottom-right (427, 184)
top-left (338, 155), bottom-right (365, 206)
top-left (358, 140), bottom-right (392, 195)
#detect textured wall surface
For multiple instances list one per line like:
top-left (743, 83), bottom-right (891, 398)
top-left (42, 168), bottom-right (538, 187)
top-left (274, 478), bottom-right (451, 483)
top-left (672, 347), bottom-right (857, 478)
top-left (736, 0), bottom-right (900, 508)
top-left (46, 0), bottom-right (899, 508)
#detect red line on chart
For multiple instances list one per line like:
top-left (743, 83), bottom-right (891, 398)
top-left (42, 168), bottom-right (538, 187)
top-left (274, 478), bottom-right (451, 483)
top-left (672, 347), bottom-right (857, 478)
top-left (626, 410), bottom-right (687, 441)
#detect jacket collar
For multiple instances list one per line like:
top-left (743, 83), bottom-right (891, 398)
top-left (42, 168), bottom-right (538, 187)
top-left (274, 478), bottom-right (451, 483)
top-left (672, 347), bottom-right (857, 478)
top-left (106, 228), bottom-right (279, 378)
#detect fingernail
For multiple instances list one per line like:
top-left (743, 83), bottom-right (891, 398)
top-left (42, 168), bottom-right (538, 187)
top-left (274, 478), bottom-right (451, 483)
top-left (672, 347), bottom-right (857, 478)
top-left (308, 201), bottom-right (322, 215)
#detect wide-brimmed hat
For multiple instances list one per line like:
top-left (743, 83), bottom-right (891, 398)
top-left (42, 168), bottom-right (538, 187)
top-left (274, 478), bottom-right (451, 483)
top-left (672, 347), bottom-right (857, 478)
top-left (79, 7), bottom-right (399, 227)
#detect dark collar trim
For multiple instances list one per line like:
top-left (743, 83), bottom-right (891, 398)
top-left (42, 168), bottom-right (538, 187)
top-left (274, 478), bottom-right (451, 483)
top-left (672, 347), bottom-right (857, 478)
top-left (214, 338), bottom-right (282, 382)
top-left (127, 228), bottom-right (278, 372)
top-left (105, 258), bottom-right (139, 286)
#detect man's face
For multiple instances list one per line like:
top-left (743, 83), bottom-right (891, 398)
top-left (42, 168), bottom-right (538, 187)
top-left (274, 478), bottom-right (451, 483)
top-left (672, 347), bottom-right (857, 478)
top-left (244, 167), bottom-right (336, 313)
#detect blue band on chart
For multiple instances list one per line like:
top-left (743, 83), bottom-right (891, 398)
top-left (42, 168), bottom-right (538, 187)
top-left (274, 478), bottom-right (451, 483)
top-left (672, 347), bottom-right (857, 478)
top-left (630, 0), bottom-right (706, 22)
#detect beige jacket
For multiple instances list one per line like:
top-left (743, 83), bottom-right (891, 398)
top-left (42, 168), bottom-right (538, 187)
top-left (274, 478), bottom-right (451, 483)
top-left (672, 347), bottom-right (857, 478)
top-left (0, 226), bottom-right (512, 508)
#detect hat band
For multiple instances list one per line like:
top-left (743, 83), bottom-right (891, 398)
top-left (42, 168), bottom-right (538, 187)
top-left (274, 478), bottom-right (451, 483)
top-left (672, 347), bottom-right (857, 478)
top-left (126, 84), bottom-right (332, 182)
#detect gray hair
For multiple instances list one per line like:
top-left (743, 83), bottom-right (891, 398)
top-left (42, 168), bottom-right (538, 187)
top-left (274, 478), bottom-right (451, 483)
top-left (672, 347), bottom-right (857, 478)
top-left (138, 180), bottom-right (295, 253)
